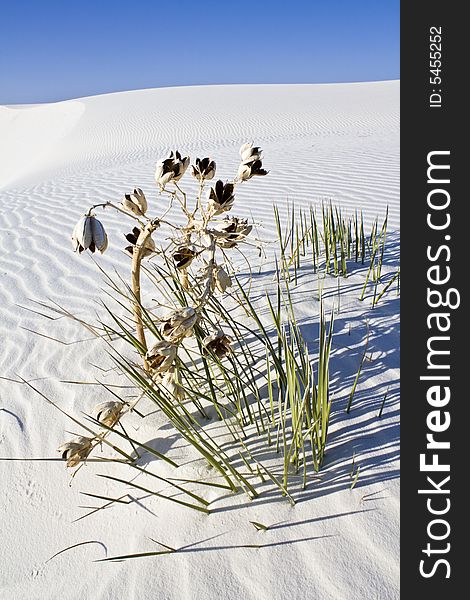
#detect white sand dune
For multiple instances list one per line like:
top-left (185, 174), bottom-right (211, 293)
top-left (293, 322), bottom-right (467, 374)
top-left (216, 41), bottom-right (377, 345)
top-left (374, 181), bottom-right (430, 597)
top-left (0, 82), bottom-right (399, 599)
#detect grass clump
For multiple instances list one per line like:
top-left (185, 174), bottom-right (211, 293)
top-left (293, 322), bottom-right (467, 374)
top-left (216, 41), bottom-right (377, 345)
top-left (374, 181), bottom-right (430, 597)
top-left (274, 202), bottom-right (398, 307)
top-left (16, 143), bottom-right (338, 514)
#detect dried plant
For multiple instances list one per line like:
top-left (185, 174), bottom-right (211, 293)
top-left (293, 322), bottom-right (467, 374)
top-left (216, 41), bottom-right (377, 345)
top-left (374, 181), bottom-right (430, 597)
top-left (1, 137), bottom-right (399, 565)
top-left (61, 143), bottom-right (269, 469)
top-left (38, 142), bottom-right (341, 522)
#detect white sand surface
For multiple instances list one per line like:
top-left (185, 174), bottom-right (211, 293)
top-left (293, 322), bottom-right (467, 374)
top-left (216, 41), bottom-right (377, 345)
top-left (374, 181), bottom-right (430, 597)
top-left (0, 82), bottom-right (399, 599)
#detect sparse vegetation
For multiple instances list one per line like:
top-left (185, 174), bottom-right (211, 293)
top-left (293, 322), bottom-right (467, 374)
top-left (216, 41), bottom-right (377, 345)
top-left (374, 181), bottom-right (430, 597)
top-left (2, 143), bottom-right (399, 562)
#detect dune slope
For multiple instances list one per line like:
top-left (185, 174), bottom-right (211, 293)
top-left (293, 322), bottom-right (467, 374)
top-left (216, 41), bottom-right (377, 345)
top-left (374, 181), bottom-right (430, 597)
top-left (0, 82), bottom-right (399, 600)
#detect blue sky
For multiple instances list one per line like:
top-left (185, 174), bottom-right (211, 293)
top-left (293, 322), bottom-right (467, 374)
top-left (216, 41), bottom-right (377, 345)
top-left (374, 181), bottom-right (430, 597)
top-left (0, 0), bottom-right (399, 104)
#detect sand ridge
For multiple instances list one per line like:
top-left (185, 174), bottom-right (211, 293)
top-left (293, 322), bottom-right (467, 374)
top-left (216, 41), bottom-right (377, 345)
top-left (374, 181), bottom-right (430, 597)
top-left (0, 81), bottom-right (399, 600)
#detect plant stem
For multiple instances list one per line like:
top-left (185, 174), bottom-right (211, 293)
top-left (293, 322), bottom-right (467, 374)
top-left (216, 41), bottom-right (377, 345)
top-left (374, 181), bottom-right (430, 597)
top-left (87, 201), bottom-right (146, 224)
top-left (173, 182), bottom-right (192, 219)
top-left (197, 236), bottom-right (216, 309)
top-left (132, 219), bottom-right (159, 369)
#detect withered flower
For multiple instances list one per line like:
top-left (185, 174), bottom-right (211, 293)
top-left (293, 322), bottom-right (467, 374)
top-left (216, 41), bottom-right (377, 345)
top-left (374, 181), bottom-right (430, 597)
top-left (121, 188), bottom-right (148, 216)
top-left (72, 215), bottom-right (108, 254)
top-left (191, 157), bottom-right (216, 181)
top-left (124, 226), bottom-right (155, 258)
top-left (155, 151), bottom-right (190, 189)
top-left (239, 142), bottom-right (262, 163)
top-left (92, 401), bottom-right (124, 428)
top-left (212, 217), bottom-right (253, 248)
top-left (172, 245), bottom-right (196, 270)
top-left (203, 330), bottom-right (233, 359)
top-left (207, 180), bottom-right (235, 215)
top-left (145, 340), bottom-right (177, 373)
top-left (160, 307), bottom-right (198, 342)
top-left (58, 436), bottom-right (93, 468)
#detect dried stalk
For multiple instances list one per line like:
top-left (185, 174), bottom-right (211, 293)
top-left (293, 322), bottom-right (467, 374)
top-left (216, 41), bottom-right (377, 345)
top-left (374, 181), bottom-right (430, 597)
top-left (131, 219), bottom-right (159, 369)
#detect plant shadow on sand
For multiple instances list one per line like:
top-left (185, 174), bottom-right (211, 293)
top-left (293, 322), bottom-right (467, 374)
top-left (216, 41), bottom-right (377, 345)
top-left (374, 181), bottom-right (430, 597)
top-left (24, 200), bottom-right (399, 533)
top-left (131, 432), bottom-right (181, 467)
top-left (126, 261), bottom-right (399, 513)
top-left (211, 274), bottom-right (399, 510)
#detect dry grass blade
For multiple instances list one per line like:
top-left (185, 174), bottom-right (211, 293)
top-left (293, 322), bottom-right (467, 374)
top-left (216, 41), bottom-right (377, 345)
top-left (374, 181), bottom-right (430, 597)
top-left (46, 540), bottom-right (107, 563)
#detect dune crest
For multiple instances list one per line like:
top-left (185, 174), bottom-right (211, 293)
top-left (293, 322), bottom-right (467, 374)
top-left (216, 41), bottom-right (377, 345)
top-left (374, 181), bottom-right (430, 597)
top-left (0, 101), bottom-right (85, 189)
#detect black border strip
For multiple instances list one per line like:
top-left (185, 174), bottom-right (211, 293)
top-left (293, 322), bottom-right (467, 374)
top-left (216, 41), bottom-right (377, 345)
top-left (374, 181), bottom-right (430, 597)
top-left (401, 3), bottom-right (464, 594)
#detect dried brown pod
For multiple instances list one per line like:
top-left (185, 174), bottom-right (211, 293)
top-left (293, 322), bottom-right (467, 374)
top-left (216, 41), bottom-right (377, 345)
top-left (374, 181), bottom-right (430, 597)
top-left (145, 340), bottom-right (178, 373)
top-left (203, 330), bottom-right (233, 359)
top-left (239, 142), bottom-right (263, 163)
top-left (207, 180), bottom-right (235, 215)
top-left (121, 188), bottom-right (148, 216)
top-left (213, 265), bottom-right (232, 293)
top-left (191, 157), bottom-right (216, 181)
top-left (237, 159), bottom-right (269, 182)
top-left (162, 367), bottom-right (185, 401)
top-left (172, 245), bottom-right (196, 270)
top-left (212, 217), bottom-right (252, 248)
top-left (124, 226), bottom-right (156, 257)
top-left (155, 151), bottom-right (190, 189)
top-left (159, 307), bottom-right (198, 342)
top-left (92, 401), bottom-right (124, 428)
top-left (58, 436), bottom-right (93, 468)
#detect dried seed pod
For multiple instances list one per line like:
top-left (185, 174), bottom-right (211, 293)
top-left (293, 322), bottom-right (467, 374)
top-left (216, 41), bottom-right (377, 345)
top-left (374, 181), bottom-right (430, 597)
top-left (145, 340), bottom-right (177, 373)
top-left (72, 215), bottom-right (108, 254)
top-left (237, 142), bottom-right (268, 181)
top-left (162, 367), bottom-right (185, 401)
top-left (237, 158), bottom-right (269, 182)
top-left (207, 180), bottom-right (235, 215)
top-left (239, 142), bottom-right (263, 163)
top-left (58, 436), bottom-right (93, 468)
top-left (155, 151), bottom-right (190, 189)
top-left (121, 188), bottom-right (148, 216)
top-left (92, 400), bottom-right (124, 428)
top-left (124, 226), bottom-right (155, 258)
top-left (191, 157), bottom-right (216, 181)
top-left (155, 157), bottom-right (175, 188)
top-left (213, 265), bottom-right (232, 293)
top-left (212, 217), bottom-right (252, 248)
top-left (203, 330), bottom-right (233, 359)
top-left (172, 245), bottom-right (196, 270)
top-left (159, 307), bottom-right (198, 342)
